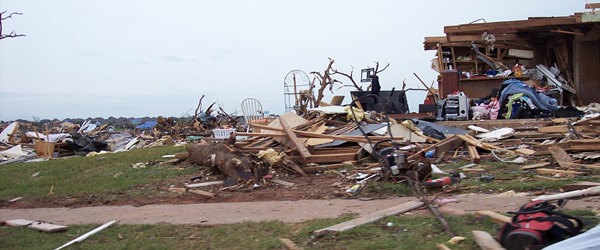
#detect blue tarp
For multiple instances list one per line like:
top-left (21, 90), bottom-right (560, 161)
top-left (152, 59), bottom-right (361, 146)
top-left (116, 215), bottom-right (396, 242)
top-left (135, 121), bottom-right (157, 129)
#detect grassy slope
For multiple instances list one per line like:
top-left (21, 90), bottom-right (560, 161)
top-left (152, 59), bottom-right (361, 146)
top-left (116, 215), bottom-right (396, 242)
top-left (0, 146), bottom-right (195, 203)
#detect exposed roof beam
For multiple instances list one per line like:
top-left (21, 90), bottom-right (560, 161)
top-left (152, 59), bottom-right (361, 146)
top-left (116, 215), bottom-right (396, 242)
top-left (550, 28), bottom-right (585, 35)
top-left (585, 3), bottom-right (600, 9)
top-left (444, 16), bottom-right (578, 35)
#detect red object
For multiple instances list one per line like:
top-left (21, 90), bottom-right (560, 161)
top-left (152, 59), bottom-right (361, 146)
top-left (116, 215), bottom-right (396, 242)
top-left (424, 176), bottom-right (456, 188)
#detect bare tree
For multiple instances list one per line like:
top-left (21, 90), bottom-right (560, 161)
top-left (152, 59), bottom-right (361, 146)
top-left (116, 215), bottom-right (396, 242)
top-left (331, 61), bottom-right (390, 92)
top-left (309, 59), bottom-right (391, 108)
top-left (0, 11), bottom-right (25, 40)
top-left (331, 65), bottom-right (363, 91)
top-left (310, 58), bottom-right (341, 107)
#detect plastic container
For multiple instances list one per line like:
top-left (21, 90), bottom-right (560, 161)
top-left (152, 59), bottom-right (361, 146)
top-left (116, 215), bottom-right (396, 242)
top-left (212, 128), bottom-right (236, 139)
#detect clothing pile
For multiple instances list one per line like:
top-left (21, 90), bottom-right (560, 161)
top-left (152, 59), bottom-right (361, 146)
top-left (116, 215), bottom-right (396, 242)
top-left (498, 79), bottom-right (559, 119)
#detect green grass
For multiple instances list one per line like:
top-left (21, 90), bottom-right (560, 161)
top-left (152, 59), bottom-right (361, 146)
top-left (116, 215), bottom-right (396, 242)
top-left (6, 212), bottom-right (593, 250)
top-left (0, 214), bottom-right (501, 250)
top-left (1, 148), bottom-right (599, 249)
top-left (0, 146), bottom-right (196, 203)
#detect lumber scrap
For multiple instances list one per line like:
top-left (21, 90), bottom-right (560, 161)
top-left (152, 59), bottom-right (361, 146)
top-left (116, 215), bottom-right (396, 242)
top-left (457, 134), bottom-right (501, 151)
top-left (521, 162), bottom-right (551, 170)
top-left (271, 179), bottom-right (295, 187)
top-left (3, 219), bottom-right (68, 232)
top-left (436, 244), bottom-right (453, 250)
top-left (303, 162), bottom-right (356, 173)
top-left (279, 238), bottom-right (301, 250)
top-left (474, 211), bottom-right (511, 225)
top-left (438, 118), bottom-right (552, 131)
top-left (532, 186), bottom-right (600, 201)
top-left (248, 124), bottom-right (402, 144)
top-left (312, 201), bottom-right (424, 236)
top-left (472, 230), bottom-right (505, 250)
top-left (562, 181), bottom-right (600, 192)
top-left (548, 145), bottom-right (572, 163)
top-left (185, 181), bottom-right (224, 188)
top-left (288, 152), bottom-right (357, 164)
top-left (535, 168), bottom-right (585, 176)
top-left (538, 125), bottom-right (600, 133)
top-left (467, 145), bottom-right (481, 164)
top-left (280, 119), bottom-right (312, 159)
top-left (305, 124), bottom-right (334, 146)
top-left (187, 189), bottom-right (216, 198)
top-left (408, 135), bottom-right (463, 161)
top-left (533, 175), bottom-right (565, 181)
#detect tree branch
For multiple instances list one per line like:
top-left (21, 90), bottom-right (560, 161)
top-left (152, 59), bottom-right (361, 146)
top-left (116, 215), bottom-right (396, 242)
top-left (0, 11), bottom-right (25, 40)
top-left (331, 66), bottom-right (363, 91)
top-left (374, 61), bottom-right (390, 74)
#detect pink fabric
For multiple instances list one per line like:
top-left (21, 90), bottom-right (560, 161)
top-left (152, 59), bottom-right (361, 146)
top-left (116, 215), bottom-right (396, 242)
top-left (477, 100), bottom-right (500, 120)
top-left (487, 100), bottom-right (500, 120)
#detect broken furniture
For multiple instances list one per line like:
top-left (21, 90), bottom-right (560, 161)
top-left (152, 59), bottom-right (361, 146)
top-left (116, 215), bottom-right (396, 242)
top-left (241, 97), bottom-right (266, 125)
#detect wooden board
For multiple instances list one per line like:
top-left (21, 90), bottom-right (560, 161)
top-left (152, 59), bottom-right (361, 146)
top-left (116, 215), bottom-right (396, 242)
top-left (187, 189), bottom-right (215, 198)
top-left (4, 219), bottom-right (68, 232)
top-left (280, 119), bottom-right (312, 159)
top-left (312, 201), bottom-right (424, 236)
top-left (472, 230), bottom-right (505, 250)
top-left (474, 210), bottom-right (511, 225)
top-left (185, 181), bottom-right (224, 188)
top-left (467, 145), bottom-right (481, 164)
top-left (521, 162), bottom-right (551, 170)
top-left (305, 124), bottom-right (334, 146)
top-left (408, 135), bottom-right (464, 161)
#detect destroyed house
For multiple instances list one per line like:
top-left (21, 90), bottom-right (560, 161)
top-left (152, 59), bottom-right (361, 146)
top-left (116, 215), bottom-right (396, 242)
top-left (424, 11), bottom-right (600, 107)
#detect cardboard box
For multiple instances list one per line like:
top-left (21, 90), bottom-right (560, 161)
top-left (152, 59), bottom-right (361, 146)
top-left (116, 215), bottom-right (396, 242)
top-left (35, 141), bottom-right (55, 158)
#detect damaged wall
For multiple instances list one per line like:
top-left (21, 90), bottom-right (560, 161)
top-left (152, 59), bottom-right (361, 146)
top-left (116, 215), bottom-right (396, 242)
top-left (574, 24), bottom-right (600, 105)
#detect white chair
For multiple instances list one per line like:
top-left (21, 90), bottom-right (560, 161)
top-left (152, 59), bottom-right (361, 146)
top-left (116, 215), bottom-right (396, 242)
top-left (241, 98), bottom-right (265, 125)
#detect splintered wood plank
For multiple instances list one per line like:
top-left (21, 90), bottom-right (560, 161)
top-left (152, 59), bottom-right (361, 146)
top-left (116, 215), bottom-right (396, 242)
top-left (562, 181), bottom-right (600, 192)
top-left (271, 179), bottom-right (295, 187)
top-left (521, 162), bottom-right (551, 170)
top-left (303, 162), bottom-right (357, 173)
top-left (312, 201), bottom-right (424, 236)
top-left (305, 124), bottom-right (334, 146)
top-left (280, 119), bottom-right (312, 159)
top-left (279, 238), bottom-right (301, 250)
top-left (436, 244), bottom-right (453, 250)
top-left (185, 181), bottom-right (224, 188)
top-left (474, 211), bottom-right (511, 225)
top-left (515, 148), bottom-right (536, 156)
top-left (467, 145), bottom-right (481, 164)
top-left (408, 135), bottom-right (464, 161)
top-left (535, 168), bottom-right (584, 176)
top-left (548, 145), bottom-right (573, 168)
top-left (187, 189), bottom-right (215, 198)
top-left (289, 153), bottom-right (357, 164)
top-left (472, 230), bottom-right (505, 250)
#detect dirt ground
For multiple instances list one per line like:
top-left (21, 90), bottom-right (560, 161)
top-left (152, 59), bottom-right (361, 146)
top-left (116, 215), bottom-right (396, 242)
top-left (1, 173), bottom-right (599, 225)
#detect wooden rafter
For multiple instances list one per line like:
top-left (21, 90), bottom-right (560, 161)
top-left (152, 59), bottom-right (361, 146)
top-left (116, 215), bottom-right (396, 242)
top-left (444, 16), bottom-right (578, 35)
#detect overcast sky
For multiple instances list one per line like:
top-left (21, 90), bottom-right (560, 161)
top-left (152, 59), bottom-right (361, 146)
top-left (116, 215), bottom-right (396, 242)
top-left (0, 1), bottom-right (586, 121)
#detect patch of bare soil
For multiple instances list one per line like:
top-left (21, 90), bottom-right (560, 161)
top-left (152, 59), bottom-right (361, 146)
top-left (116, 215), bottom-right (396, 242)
top-left (0, 173), bottom-right (346, 209)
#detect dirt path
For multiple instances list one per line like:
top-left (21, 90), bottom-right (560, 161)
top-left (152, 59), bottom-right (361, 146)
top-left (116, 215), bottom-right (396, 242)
top-left (2, 194), bottom-right (598, 225)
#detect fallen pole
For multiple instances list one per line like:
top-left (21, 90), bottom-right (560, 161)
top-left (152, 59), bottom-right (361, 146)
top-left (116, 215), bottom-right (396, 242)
top-left (55, 220), bottom-right (118, 250)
